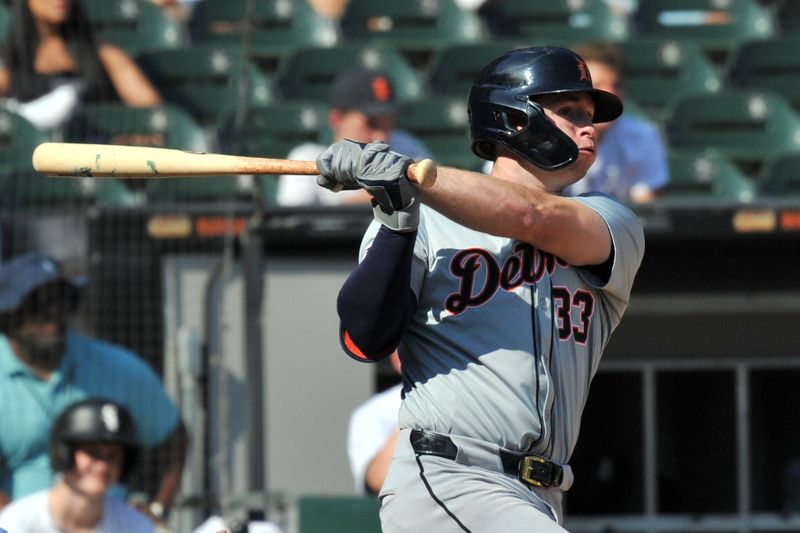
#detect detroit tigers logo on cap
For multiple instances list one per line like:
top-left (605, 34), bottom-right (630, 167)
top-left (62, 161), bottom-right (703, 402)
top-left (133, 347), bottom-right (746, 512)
top-left (576, 59), bottom-right (591, 83)
top-left (371, 76), bottom-right (392, 102)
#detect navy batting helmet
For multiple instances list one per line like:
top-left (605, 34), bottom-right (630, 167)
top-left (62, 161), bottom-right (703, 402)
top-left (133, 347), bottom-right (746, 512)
top-left (49, 398), bottom-right (140, 481)
top-left (468, 46), bottom-right (623, 170)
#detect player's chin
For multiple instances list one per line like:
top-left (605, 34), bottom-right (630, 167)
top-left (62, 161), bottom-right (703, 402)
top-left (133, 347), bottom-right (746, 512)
top-left (574, 150), bottom-right (596, 174)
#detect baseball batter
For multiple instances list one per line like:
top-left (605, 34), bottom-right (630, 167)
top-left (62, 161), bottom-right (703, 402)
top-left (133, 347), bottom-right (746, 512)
top-left (316, 46), bottom-right (645, 532)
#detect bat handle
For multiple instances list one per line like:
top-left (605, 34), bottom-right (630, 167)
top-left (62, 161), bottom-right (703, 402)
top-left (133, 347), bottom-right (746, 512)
top-left (407, 159), bottom-right (437, 188)
top-left (302, 158), bottom-right (436, 187)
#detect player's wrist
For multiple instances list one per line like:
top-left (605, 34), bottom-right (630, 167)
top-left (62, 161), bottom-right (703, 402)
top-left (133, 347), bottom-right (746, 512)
top-left (372, 200), bottom-right (419, 232)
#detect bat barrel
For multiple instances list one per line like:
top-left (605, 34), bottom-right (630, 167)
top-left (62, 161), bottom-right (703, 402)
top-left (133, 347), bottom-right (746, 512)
top-left (32, 143), bottom-right (319, 178)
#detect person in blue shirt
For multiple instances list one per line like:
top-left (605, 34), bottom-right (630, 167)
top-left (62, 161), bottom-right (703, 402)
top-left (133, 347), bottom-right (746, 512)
top-left (563, 41), bottom-right (669, 203)
top-left (0, 252), bottom-right (187, 526)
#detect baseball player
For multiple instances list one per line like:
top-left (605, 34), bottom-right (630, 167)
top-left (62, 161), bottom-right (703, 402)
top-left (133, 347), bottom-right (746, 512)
top-left (316, 46), bottom-right (645, 532)
top-left (0, 398), bottom-right (154, 532)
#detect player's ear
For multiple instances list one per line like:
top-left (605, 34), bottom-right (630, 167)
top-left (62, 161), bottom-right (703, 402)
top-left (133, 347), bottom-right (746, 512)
top-left (328, 109), bottom-right (345, 129)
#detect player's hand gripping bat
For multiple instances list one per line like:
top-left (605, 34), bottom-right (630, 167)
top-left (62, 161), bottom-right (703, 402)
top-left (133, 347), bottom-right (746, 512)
top-left (31, 142), bottom-right (437, 188)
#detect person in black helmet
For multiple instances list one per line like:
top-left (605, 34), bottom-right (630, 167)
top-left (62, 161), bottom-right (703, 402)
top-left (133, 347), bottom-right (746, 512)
top-left (314, 45), bottom-right (645, 532)
top-left (0, 398), bottom-right (154, 532)
top-left (0, 252), bottom-right (188, 525)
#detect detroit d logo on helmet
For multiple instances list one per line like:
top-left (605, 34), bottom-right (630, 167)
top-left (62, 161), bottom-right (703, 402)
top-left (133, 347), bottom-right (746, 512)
top-left (100, 404), bottom-right (121, 432)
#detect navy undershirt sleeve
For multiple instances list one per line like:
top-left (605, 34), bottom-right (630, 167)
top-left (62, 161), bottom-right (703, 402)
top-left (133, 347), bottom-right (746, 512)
top-left (337, 225), bottom-right (418, 360)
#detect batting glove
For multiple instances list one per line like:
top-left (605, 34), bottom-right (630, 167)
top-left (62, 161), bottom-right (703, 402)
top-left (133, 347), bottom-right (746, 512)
top-left (316, 140), bottom-right (419, 232)
top-left (315, 140), bottom-right (365, 192)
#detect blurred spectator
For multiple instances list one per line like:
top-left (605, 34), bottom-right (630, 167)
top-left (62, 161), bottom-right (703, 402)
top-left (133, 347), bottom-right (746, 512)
top-left (276, 66), bottom-right (432, 206)
top-left (0, 0), bottom-right (161, 132)
top-left (146, 0), bottom-right (201, 22)
top-left (305, 0), bottom-right (349, 20)
top-left (564, 41), bottom-right (669, 203)
top-left (603, 0), bottom-right (637, 16)
top-left (0, 252), bottom-right (187, 527)
top-left (0, 398), bottom-right (154, 532)
top-left (347, 351), bottom-right (402, 495)
top-left (305, 0), bottom-right (489, 20)
top-left (452, 0), bottom-right (489, 11)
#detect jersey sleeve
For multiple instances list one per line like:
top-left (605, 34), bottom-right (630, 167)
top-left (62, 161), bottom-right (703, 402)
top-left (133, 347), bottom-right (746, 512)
top-left (571, 194), bottom-right (645, 305)
top-left (359, 210), bottom-right (430, 301)
top-left (339, 224), bottom-right (419, 361)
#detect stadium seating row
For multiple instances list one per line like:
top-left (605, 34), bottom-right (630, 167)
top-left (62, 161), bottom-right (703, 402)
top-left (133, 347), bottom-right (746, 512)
top-left (3, 0), bottom-right (800, 207)
top-left (1, 0), bottom-right (797, 65)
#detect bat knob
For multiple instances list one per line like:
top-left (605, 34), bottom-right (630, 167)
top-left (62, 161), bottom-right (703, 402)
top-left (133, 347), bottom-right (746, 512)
top-left (408, 159), bottom-right (437, 188)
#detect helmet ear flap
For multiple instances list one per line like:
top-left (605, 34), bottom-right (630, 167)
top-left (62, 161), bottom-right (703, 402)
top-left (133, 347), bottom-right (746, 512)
top-left (473, 140), bottom-right (497, 161)
top-left (514, 100), bottom-right (579, 170)
top-left (50, 440), bottom-right (75, 473)
top-left (119, 446), bottom-right (138, 482)
top-left (472, 98), bottom-right (578, 170)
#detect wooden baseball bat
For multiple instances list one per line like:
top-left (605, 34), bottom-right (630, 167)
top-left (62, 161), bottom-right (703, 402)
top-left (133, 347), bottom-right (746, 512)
top-left (31, 142), bottom-right (437, 188)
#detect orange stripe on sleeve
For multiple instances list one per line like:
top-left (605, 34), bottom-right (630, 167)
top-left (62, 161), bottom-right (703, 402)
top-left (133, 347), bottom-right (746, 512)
top-left (343, 329), bottom-right (370, 361)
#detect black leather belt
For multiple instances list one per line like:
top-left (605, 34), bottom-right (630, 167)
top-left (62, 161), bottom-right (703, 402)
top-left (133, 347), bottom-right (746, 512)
top-left (410, 429), bottom-right (564, 489)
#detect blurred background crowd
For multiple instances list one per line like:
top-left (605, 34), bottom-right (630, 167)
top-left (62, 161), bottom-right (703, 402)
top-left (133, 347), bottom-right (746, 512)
top-left (0, 0), bottom-right (799, 207)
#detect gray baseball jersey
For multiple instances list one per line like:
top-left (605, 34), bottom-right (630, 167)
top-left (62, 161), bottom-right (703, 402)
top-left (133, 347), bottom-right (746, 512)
top-left (359, 194), bottom-right (644, 528)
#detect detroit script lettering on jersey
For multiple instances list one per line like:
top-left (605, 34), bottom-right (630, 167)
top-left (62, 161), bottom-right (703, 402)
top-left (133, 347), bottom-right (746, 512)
top-left (445, 242), bottom-right (596, 344)
top-left (445, 242), bottom-right (564, 314)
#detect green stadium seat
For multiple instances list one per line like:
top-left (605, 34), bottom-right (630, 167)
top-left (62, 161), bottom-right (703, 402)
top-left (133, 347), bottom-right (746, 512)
top-left (144, 174), bottom-right (258, 204)
top-left (137, 46), bottom-right (273, 127)
top-left (662, 148), bottom-right (755, 202)
top-left (66, 103), bottom-right (209, 152)
top-left (632, 0), bottom-right (775, 64)
top-left (275, 44), bottom-right (421, 103)
top-left (0, 3), bottom-right (9, 44)
top-left (217, 102), bottom-right (330, 205)
top-left (297, 495), bottom-right (381, 533)
top-left (618, 98), bottom-right (649, 120)
top-left (617, 39), bottom-right (722, 121)
top-left (61, 103), bottom-right (253, 203)
top-left (0, 110), bottom-right (49, 168)
top-left (758, 153), bottom-right (800, 198)
top-left (479, 0), bottom-right (629, 46)
top-left (394, 97), bottom-right (483, 170)
top-left (339, 0), bottom-right (485, 63)
top-left (426, 42), bottom-right (520, 98)
top-left (77, 0), bottom-right (183, 55)
top-left (664, 89), bottom-right (800, 177)
top-left (188, 0), bottom-right (338, 71)
top-left (0, 169), bottom-right (137, 211)
top-left (726, 37), bottom-right (800, 112)
top-left (217, 102), bottom-right (328, 158)
top-left (775, 0), bottom-right (800, 36)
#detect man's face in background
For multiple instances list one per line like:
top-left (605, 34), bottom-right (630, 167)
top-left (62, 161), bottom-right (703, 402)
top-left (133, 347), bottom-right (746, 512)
top-left (330, 108), bottom-right (395, 144)
top-left (584, 59), bottom-right (623, 137)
